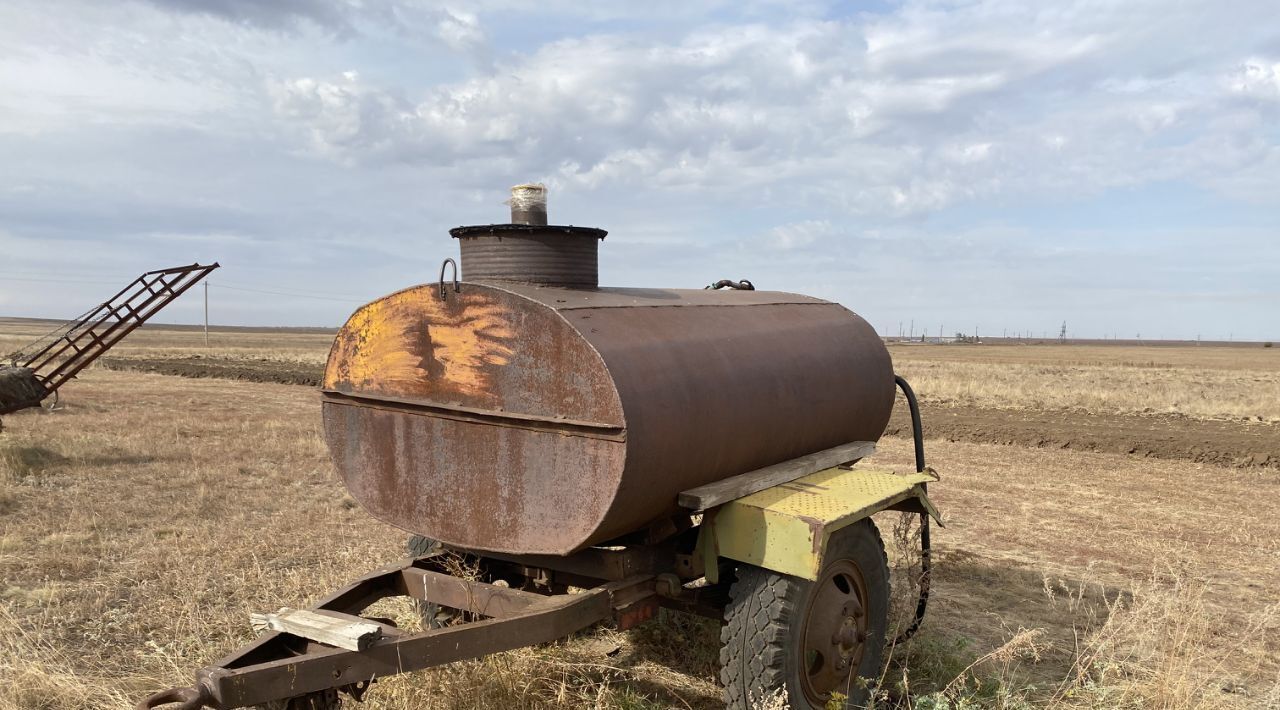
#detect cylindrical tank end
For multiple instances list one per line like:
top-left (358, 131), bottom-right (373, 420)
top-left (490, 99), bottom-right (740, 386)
top-left (508, 183), bottom-right (548, 226)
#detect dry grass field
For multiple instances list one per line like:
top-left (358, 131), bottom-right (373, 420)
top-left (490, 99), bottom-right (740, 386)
top-left (1, 321), bottom-right (1277, 709)
top-left (890, 343), bottom-right (1280, 423)
top-left (0, 318), bottom-right (335, 367)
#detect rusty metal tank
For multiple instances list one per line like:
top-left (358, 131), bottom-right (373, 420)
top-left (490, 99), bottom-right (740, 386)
top-left (322, 189), bottom-right (895, 556)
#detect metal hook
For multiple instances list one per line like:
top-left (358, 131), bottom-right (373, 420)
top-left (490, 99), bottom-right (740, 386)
top-left (135, 685), bottom-right (210, 710)
top-left (438, 258), bottom-right (460, 300)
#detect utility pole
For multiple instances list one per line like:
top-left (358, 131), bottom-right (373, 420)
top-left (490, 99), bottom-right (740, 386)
top-left (909, 319), bottom-right (914, 339)
top-left (203, 281), bottom-right (210, 347)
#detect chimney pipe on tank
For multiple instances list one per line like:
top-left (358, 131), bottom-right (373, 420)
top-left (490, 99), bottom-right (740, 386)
top-left (508, 183), bottom-right (548, 226)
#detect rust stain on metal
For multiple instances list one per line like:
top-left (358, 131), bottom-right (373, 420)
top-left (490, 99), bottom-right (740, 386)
top-left (614, 598), bottom-right (659, 630)
top-left (325, 288), bottom-right (515, 402)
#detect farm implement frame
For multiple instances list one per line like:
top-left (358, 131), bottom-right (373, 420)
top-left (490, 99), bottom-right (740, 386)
top-left (0, 263), bottom-right (219, 421)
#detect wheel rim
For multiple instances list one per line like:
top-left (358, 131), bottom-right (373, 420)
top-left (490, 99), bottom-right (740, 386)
top-left (799, 557), bottom-right (870, 705)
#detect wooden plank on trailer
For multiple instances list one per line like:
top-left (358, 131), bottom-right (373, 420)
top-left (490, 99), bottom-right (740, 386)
top-left (249, 607), bottom-right (383, 651)
top-left (677, 440), bottom-right (876, 511)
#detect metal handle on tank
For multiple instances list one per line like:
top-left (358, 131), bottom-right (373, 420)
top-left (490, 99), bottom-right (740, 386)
top-left (438, 258), bottom-right (460, 300)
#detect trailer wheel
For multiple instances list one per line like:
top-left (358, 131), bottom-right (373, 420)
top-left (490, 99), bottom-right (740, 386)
top-left (719, 519), bottom-right (888, 709)
top-left (407, 534), bottom-right (442, 558)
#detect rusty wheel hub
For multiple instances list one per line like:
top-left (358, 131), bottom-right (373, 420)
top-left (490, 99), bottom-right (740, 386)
top-left (800, 558), bottom-right (869, 705)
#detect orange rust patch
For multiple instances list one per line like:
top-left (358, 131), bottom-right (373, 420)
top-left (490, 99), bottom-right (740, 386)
top-left (324, 287), bottom-right (515, 400)
top-left (427, 298), bottom-right (515, 397)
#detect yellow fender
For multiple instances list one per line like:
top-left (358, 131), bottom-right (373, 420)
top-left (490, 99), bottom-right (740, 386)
top-left (699, 467), bottom-right (942, 583)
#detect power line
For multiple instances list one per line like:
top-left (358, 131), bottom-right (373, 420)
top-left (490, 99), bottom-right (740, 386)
top-left (1, 269), bottom-right (373, 309)
top-left (0, 271), bottom-right (372, 301)
top-left (212, 279), bottom-right (370, 302)
top-left (0, 274), bottom-right (121, 286)
top-left (0, 267), bottom-right (119, 278)
top-left (210, 283), bottom-right (367, 303)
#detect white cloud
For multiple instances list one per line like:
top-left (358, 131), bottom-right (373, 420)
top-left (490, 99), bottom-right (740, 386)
top-left (1228, 58), bottom-right (1280, 97)
top-left (434, 8), bottom-right (484, 53)
top-left (0, 0), bottom-right (1277, 338)
top-left (259, 4), bottom-right (1278, 217)
top-left (766, 220), bottom-right (833, 250)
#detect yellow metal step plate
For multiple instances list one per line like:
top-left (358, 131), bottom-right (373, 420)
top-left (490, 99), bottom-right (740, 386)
top-left (706, 467), bottom-right (939, 581)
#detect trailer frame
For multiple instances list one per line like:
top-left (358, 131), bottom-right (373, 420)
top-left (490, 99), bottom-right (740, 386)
top-left (139, 377), bottom-right (938, 710)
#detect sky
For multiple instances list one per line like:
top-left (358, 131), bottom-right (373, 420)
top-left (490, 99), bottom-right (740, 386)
top-left (0, 0), bottom-right (1277, 340)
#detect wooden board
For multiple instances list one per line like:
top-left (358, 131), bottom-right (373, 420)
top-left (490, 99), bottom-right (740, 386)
top-left (250, 607), bottom-right (383, 651)
top-left (677, 440), bottom-right (876, 511)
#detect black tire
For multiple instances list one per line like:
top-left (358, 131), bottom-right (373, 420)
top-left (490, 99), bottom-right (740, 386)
top-left (407, 535), bottom-right (453, 629)
top-left (720, 519), bottom-right (889, 709)
top-left (408, 534), bottom-right (441, 558)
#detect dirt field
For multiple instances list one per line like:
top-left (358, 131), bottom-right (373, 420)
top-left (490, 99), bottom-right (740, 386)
top-left (884, 406), bottom-right (1277, 469)
top-left (98, 356), bottom-right (325, 387)
top-left (70, 335), bottom-right (1280, 472)
top-left (1, 323), bottom-right (1277, 709)
top-left (93, 355), bottom-right (1280, 469)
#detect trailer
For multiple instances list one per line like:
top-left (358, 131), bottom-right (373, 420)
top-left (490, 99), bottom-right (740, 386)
top-left (139, 186), bottom-right (941, 709)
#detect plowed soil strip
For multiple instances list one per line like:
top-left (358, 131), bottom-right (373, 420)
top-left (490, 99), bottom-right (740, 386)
top-left (99, 356), bottom-right (1278, 469)
top-left (886, 405), bottom-right (1277, 469)
top-left (99, 357), bottom-right (323, 387)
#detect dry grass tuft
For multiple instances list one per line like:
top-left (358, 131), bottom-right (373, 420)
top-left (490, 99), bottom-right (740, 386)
top-left (1050, 563), bottom-right (1278, 709)
top-left (0, 605), bottom-right (142, 709)
top-left (877, 559), bottom-right (1278, 710)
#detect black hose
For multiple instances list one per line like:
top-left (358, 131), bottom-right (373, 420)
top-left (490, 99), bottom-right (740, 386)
top-left (704, 279), bottom-right (755, 291)
top-left (893, 375), bottom-right (930, 644)
top-left (896, 375), bottom-right (925, 473)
